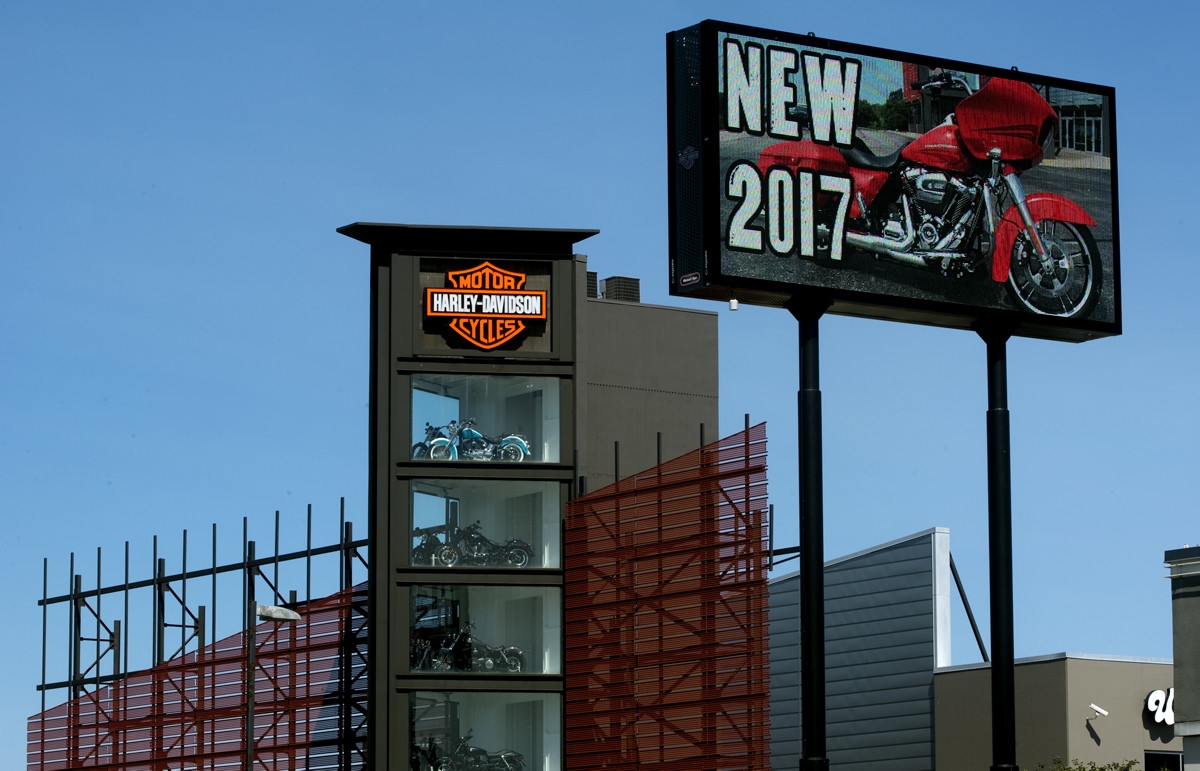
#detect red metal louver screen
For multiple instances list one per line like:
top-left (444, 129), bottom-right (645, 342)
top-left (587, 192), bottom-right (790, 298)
top-left (564, 423), bottom-right (770, 771)
top-left (27, 585), bottom-right (368, 771)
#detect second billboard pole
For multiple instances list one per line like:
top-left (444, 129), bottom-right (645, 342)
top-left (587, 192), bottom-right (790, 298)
top-left (790, 306), bottom-right (1020, 771)
top-left (792, 298), bottom-right (830, 771)
top-left (981, 326), bottom-right (1017, 771)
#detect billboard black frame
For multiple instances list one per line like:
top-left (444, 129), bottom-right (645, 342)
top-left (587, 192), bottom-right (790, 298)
top-left (667, 20), bottom-right (1121, 342)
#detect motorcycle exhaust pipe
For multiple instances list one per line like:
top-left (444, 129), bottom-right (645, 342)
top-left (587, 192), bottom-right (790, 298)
top-left (845, 196), bottom-right (924, 266)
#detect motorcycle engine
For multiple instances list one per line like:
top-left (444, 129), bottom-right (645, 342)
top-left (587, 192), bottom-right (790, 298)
top-left (911, 171), bottom-right (950, 210)
top-left (461, 438), bottom-right (487, 460)
top-left (903, 168), bottom-right (975, 251)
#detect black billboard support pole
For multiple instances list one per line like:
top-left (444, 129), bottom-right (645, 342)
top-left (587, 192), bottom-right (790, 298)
top-left (791, 297), bottom-right (830, 771)
top-left (979, 325), bottom-right (1017, 771)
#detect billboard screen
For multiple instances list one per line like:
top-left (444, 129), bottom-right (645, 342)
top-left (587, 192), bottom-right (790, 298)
top-left (667, 21), bottom-right (1119, 341)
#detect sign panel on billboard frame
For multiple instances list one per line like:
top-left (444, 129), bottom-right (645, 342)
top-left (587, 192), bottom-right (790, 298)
top-left (667, 20), bottom-right (1120, 342)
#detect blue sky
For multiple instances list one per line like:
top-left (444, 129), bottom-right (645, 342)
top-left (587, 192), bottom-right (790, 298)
top-left (3, 1), bottom-right (1198, 765)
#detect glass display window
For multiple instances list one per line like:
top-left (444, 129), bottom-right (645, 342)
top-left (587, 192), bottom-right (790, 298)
top-left (410, 374), bottom-right (562, 464)
top-left (409, 584), bottom-right (561, 676)
top-left (410, 691), bottom-right (562, 771)
top-left (410, 479), bottom-right (561, 569)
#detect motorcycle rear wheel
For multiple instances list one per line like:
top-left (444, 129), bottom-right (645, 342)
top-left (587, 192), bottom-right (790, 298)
top-left (1007, 220), bottom-right (1101, 318)
top-left (503, 546), bottom-right (533, 568)
top-left (497, 443), bottom-right (525, 462)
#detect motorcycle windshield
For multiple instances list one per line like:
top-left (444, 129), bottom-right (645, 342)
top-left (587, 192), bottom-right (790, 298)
top-left (954, 77), bottom-right (1055, 166)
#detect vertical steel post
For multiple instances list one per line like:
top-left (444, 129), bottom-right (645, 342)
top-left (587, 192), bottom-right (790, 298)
top-left (768, 504), bottom-right (775, 571)
top-left (180, 532), bottom-right (187, 657)
top-left (212, 523), bottom-right (219, 647)
top-left (981, 327), bottom-right (1017, 771)
top-left (95, 547), bottom-right (102, 690)
top-left (123, 541), bottom-right (130, 679)
top-left (274, 511), bottom-right (281, 603)
top-left (150, 532), bottom-right (160, 666)
top-left (307, 504), bottom-right (314, 603)
top-left (155, 558), bottom-right (166, 667)
top-left (195, 604), bottom-right (206, 763)
top-left (72, 574), bottom-right (82, 698)
top-left (68, 560), bottom-right (80, 767)
top-left (196, 607), bottom-right (206, 651)
top-left (66, 553), bottom-right (75, 699)
top-left (245, 540), bottom-right (257, 771)
top-left (41, 558), bottom-right (48, 713)
top-left (794, 302), bottom-right (829, 771)
top-left (340, 521), bottom-right (352, 771)
top-left (112, 616), bottom-right (123, 765)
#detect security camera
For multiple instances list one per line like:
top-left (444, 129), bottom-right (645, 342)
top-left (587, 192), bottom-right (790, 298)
top-left (1089, 703), bottom-right (1109, 717)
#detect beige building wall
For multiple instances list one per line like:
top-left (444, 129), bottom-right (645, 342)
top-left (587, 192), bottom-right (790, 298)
top-left (934, 654), bottom-right (1180, 770)
top-left (574, 289), bottom-right (718, 491)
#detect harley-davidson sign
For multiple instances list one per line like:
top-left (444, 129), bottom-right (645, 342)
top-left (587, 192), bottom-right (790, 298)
top-left (425, 262), bottom-right (547, 350)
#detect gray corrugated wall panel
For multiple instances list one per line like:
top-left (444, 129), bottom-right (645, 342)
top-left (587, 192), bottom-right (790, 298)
top-left (824, 668), bottom-right (936, 696)
top-left (826, 615), bottom-right (934, 644)
top-left (827, 631), bottom-right (934, 659)
top-left (770, 572), bottom-right (802, 769)
top-left (770, 529), bottom-right (948, 771)
top-left (825, 701), bottom-right (933, 723)
top-left (830, 727), bottom-right (931, 750)
top-left (824, 584), bottom-right (931, 608)
top-left (827, 642), bottom-right (937, 671)
top-left (826, 555), bottom-right (932, 585)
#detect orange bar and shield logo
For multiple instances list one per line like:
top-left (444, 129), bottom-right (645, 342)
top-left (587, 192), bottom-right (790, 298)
top-left (424, 262), bottom-right (548, 350)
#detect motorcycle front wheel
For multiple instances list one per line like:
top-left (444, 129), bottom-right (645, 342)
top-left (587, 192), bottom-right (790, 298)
top-left (503, 649), bottom-right (525, 673)
top-left (411, 442), bottom-right (429, 460)
top-left (1007, 220), bottom-right (1102, 318)
top-left (435, 544), bottom-right (460, 567)
top-left (497, 443), bottom-right (525, 462)
top-left (429, 441), bottom-right (454, 461)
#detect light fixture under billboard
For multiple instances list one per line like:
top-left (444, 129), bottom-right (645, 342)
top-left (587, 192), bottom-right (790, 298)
top-left (667, 20), bottom-right (1120, 342)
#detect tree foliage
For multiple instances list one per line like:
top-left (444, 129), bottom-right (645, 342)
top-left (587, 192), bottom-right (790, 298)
top-left (1030, 758), bottom-right (1140, 771)
top-left (854, 90), bottom-right (912, 132)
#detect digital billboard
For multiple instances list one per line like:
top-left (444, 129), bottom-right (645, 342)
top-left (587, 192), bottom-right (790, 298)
top-left (667, 21), bottom-right (1120, 341)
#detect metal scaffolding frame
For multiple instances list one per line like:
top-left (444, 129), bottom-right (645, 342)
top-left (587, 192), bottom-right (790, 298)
top-left (564, 423), bottom-right (771, 771)
top-left (28, 499), bottom-right (370, 771)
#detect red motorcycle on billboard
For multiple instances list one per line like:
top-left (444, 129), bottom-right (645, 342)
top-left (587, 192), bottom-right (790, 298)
top-left (754, 71), bottom-right (1101, 318)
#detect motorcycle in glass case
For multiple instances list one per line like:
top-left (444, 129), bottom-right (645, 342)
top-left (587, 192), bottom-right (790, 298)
top-left (428, 418), bottom-right (531, 462)
top-left (414, 621), bottom-right (526, 675)
top-left (412, 521), bottom-right (536, 569)
top-left (413, 732), bottom-right (525, 771)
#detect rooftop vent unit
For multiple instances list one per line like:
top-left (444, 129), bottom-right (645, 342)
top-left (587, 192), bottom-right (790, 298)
top-left (599, 276), bottom-right (640, 303)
